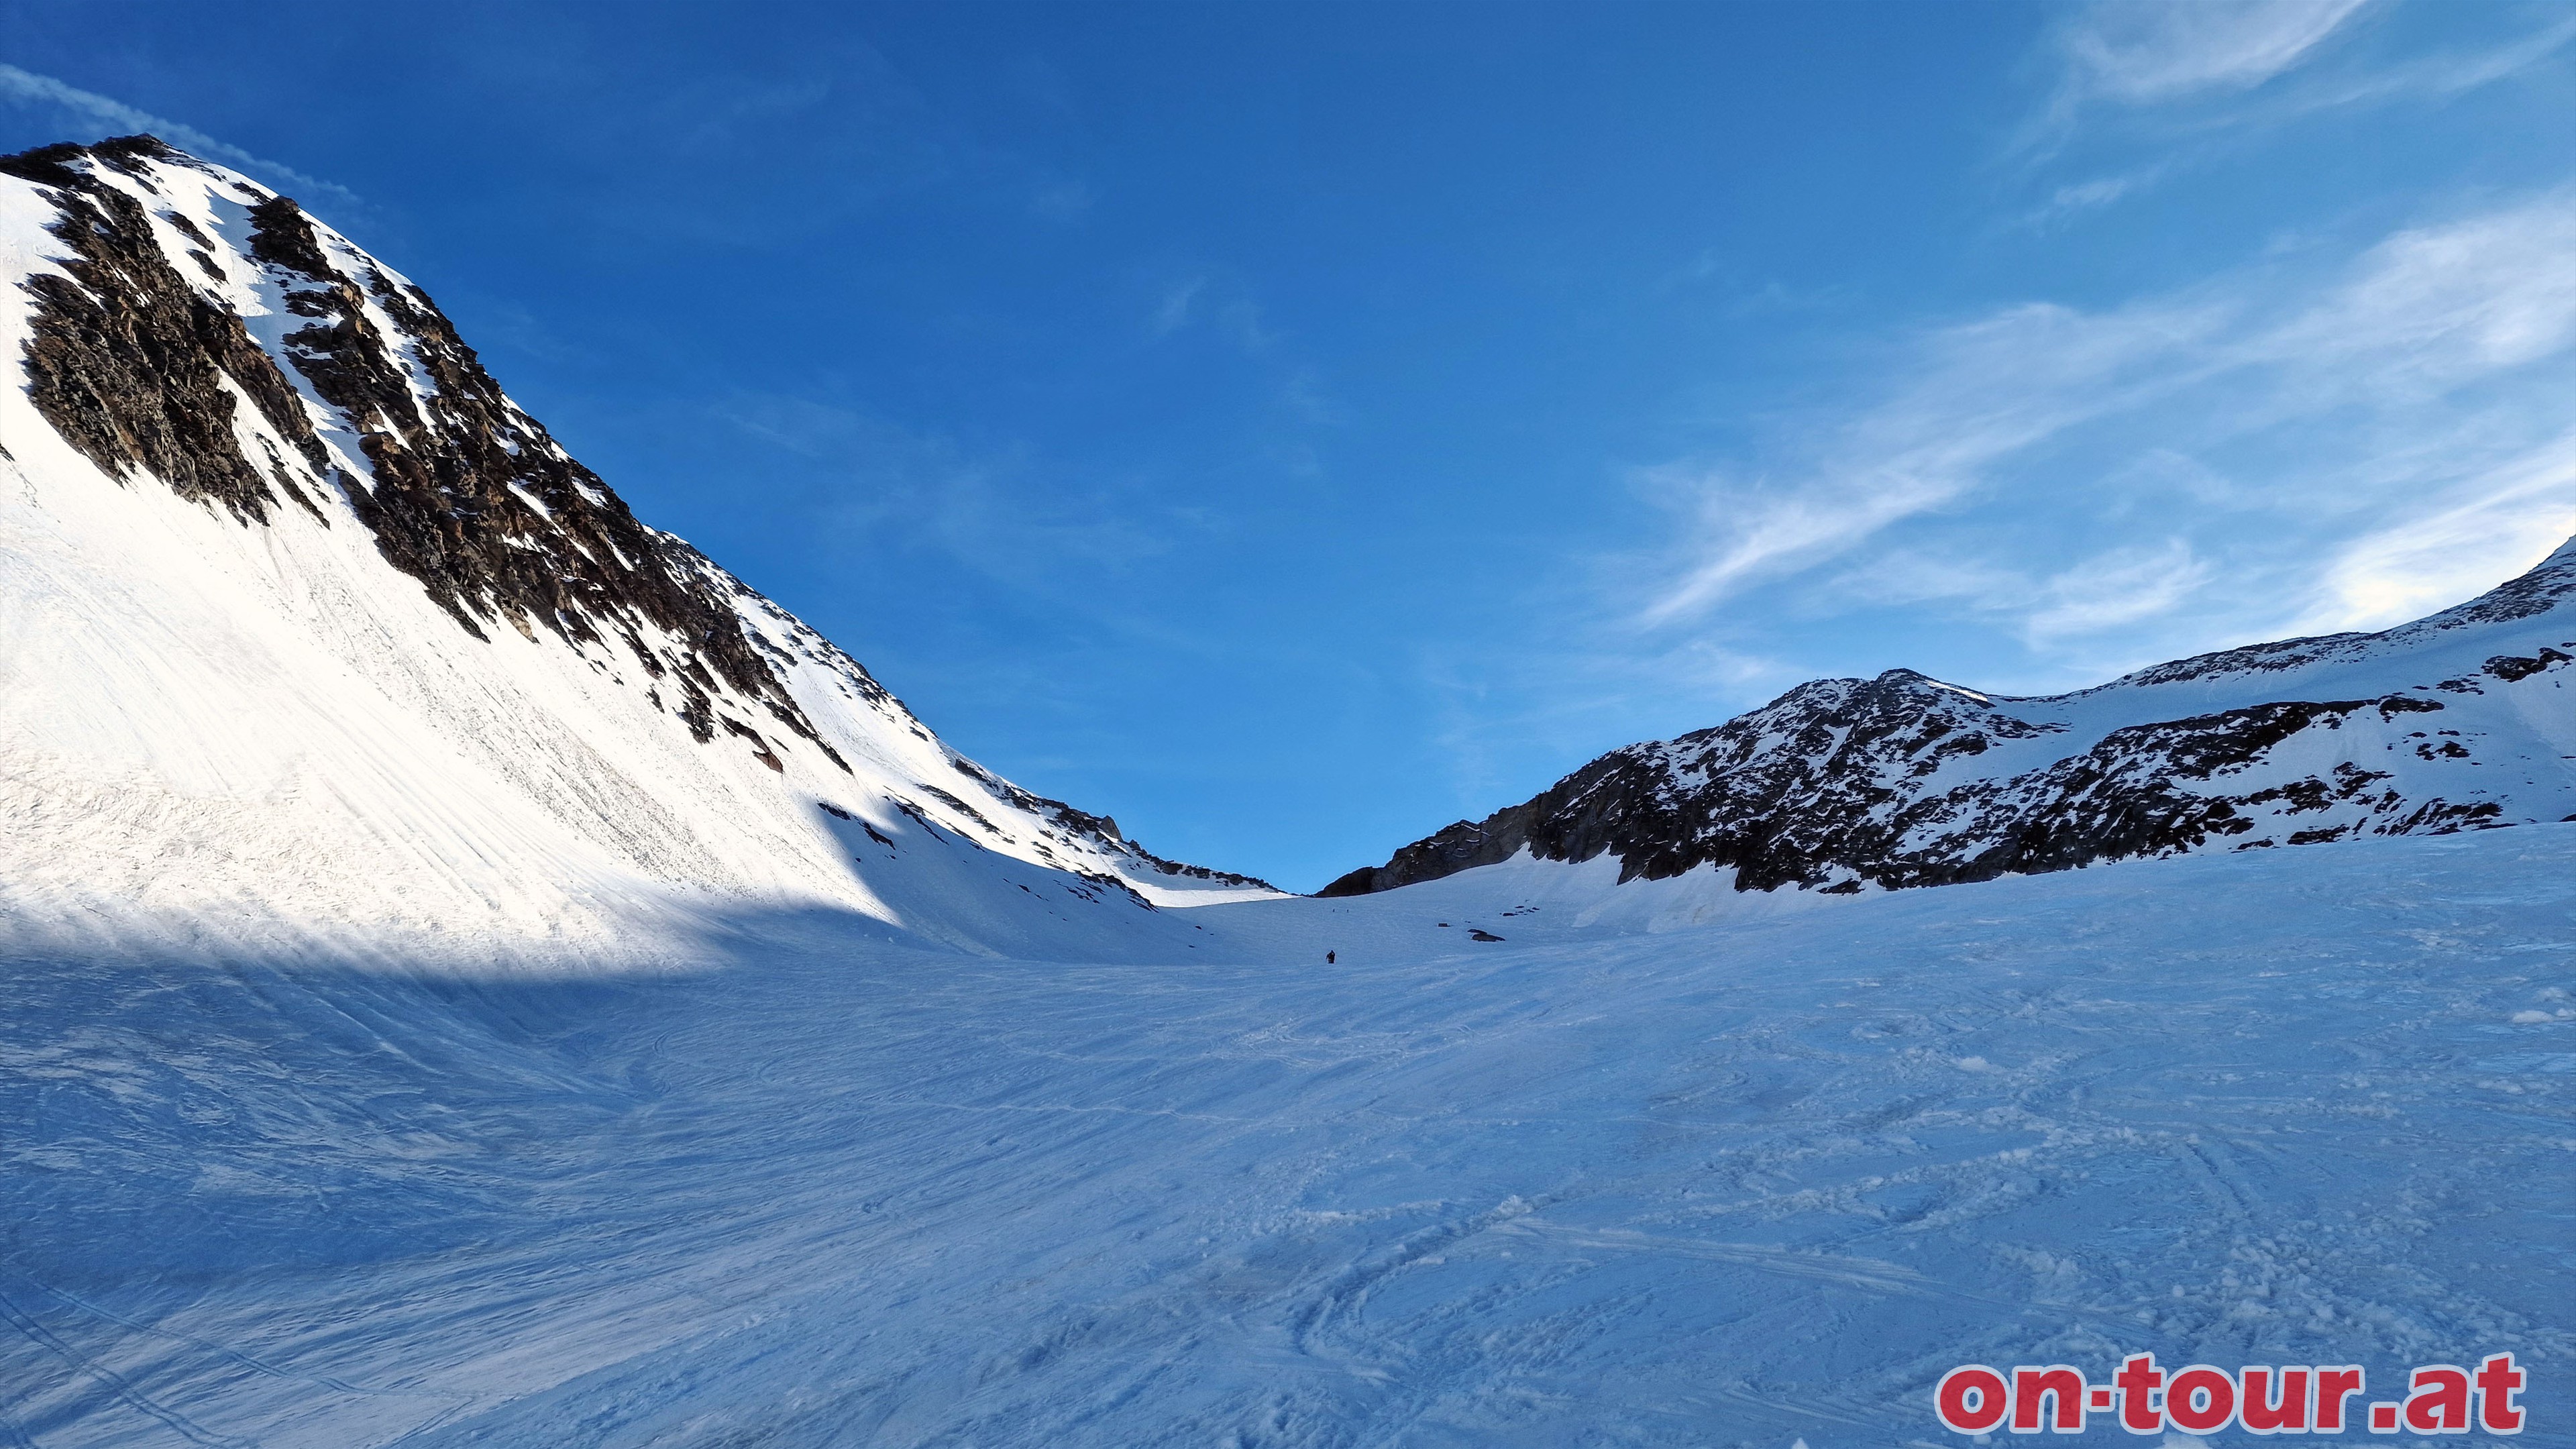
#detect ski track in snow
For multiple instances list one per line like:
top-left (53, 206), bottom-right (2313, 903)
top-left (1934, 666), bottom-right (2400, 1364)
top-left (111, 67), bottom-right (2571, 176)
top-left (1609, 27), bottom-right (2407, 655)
top-left (3, 827), bottom-right (2571, 1447)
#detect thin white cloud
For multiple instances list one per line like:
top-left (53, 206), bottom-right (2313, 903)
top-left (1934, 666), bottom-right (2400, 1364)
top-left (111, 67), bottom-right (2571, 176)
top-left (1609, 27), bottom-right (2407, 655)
top-left (2023, 540), bottom-right (2212, 643)
top-left (2253, 197), bottom-right (2576, 401)
top-left (2295, 429), bottom-right (2576, 632)
top-left (1829, 539), bottom-right (2212, 645)
top-left (2048, 175), bottom-right (2139, 212)
top-left (2010, 163), bottom-right (2174, 231)
top-left (2017, 1), bottom-right (2573, 182)
top-left (1637, 297), bottom-right (2230, 624)
top-left (1635, 190), bottom-right (2576, 653)
top-left (1279, 367), bottom-right (1344, 427)
top-left (1661, 250), bottom-right (1859, 315)
top-left (0, 63), bottom-right (357, 205)
top-left (2061, 0), bottom-right (2373, 105)
top-left (1152, 277), bottom-right (1205, 335)
top-left (1148, 272), bottom-right (1283, 358)
top-left (2264, 9), bottom-right (2576, 117)
top-left (1636, 464), bottom-right (1967, 628)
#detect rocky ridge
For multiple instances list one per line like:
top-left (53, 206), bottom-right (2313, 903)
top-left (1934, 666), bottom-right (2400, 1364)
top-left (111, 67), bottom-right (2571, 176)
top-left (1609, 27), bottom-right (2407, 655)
top-left (4, 135), bottom-right (828, 755)
top-left (1324, 539), bottom-right (2576, 897)
top-left (0, 136), bottom-right (1271, 941)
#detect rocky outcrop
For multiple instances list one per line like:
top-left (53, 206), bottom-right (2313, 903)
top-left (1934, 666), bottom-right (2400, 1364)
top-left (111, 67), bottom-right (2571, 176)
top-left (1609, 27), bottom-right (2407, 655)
top-left (3, 137), bottom-right (332, 525)
top-left (4, 136), bottom-right (832, 758)
top-left (1324, 543), bottom-right (2576, 898)
top-left (3, 136), bottom-right (1271, 902)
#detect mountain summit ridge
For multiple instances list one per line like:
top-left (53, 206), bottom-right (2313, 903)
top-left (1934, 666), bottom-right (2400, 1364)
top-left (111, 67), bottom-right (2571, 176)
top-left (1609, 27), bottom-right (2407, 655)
top-left (3, 136), bottom-right (819, 745)
top-left (1324, 536), bottom-right (2576, 898)
top-left (0, 136), bottom-right (1272, 963)
top-left (6, 136), bottom-right (2568, 943)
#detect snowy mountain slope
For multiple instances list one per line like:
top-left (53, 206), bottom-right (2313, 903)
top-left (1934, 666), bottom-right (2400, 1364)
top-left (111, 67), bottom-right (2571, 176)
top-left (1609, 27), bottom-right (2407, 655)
top-left (0, 129), bottom-right (2568, 1449)
top-left (5, 821), bottom-right (2569, 1446)
top-left (0, 136), bottom-right (1275, 965)
top-left (1325, 537), bottom-right (2576, 897)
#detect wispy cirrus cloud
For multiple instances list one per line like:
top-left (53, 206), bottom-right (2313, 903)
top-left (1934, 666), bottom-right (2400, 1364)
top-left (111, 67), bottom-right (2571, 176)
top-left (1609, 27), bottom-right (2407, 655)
top-left (1635, 295), bottom-right (2229, 625)
top-left (1633, 189), bottom-right (2576, 660)
top-left (2010, 162), bottom-right (2171, 231)
top-left (2300, 428), bottom-right (2576, 631)
top-left (2057, 0), bottom-right (2373, 107)
top-left (2008, 0), bottom-right (2375, 164)
top-left (0, 62), bottom-right (357, 205)
top-left (1148, 270), bottom-right (1279, 356)
top-left (2279, 7), bottom-right (2576, 115)
top-left (1152, 276), bottom-right (1207, 336)
top-left (1849, 539), bottom-right (2215, 648)
top-left (2011, 1), bottom-right (2573, 198)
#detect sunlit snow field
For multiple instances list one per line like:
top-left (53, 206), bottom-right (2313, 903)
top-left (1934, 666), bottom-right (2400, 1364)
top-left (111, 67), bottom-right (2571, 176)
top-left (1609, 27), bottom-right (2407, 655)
top-left (5, 827), bottom-right (2573, 1447)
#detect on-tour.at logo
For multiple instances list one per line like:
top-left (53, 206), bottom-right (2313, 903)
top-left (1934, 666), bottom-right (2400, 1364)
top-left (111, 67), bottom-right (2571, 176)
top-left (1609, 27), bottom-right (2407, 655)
top-left (1935, 1352), bottom-right (2526, 1436)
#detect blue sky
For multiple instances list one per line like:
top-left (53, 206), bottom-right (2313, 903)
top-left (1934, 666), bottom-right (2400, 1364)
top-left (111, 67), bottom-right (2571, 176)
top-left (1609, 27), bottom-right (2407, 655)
top-left (5, 1), bottom-right (2573, 890)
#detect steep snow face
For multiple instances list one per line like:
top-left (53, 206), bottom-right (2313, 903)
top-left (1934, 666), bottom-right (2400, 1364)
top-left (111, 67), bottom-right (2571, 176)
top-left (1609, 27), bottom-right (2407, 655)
top-left (1326, 538), bottom-right (2576, 896)
top-left (0, 137), bottom-right (1275, 967)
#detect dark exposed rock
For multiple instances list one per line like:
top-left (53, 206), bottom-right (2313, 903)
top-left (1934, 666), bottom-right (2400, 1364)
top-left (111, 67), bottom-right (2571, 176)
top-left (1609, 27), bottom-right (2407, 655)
top-left (5, 152), bottom-right (330, 525)
top-left (3, 134), bottom-right (1278, 900)
top-left (4, 136), bottom-right (842, 771)
top-left (886, 797), bottom-right (945, 838)
top-left (918, 784), bottom-right (1002, 833)
top-left (1326, 669), bottom-right (2063, 896)
top-left (720, 717), bottom-right (784, 772)
top-left (2485, 648), bottom-right (2571, 682)
top-left (1326, 537), bottom-right (2575, 900)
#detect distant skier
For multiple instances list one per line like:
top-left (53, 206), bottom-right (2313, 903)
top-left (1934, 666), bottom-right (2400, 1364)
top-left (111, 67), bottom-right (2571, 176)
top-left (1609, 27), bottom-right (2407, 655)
top-left (1326, 950), bottom-right (1336, 964)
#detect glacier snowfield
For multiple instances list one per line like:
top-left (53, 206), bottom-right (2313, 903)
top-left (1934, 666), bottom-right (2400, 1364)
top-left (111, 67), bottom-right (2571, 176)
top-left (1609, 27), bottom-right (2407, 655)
top-left (5, 827), bottom-right (2572, 1447)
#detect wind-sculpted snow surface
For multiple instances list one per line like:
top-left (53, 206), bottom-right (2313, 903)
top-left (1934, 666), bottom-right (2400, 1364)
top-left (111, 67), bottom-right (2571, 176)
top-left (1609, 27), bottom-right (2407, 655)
top-left (1324, 539), bottom-right (2576, 898)
top-left (2, 826), bottom-right (2571, 1446)
top-left (0, 138), bottom-right (1273, 967)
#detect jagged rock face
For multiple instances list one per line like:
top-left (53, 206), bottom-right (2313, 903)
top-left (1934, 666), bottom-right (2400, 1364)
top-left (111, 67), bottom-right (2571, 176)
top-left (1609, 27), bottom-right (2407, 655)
top-left (1323, 543), bottom-right (2576, 898)
top-left (1, 136), bottom-right (820, 754)
top-left (6, 138), bottom-right (333, 527)
top-left (0, 136), bottom-right (1275, 945)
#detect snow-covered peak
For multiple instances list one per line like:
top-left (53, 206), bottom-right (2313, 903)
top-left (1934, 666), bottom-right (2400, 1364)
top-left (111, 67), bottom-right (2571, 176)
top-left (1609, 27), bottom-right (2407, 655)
top-left (1326, 535), bottom-right (2576, 898)
top-left (0, 136), bottom-right (1277, 968)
